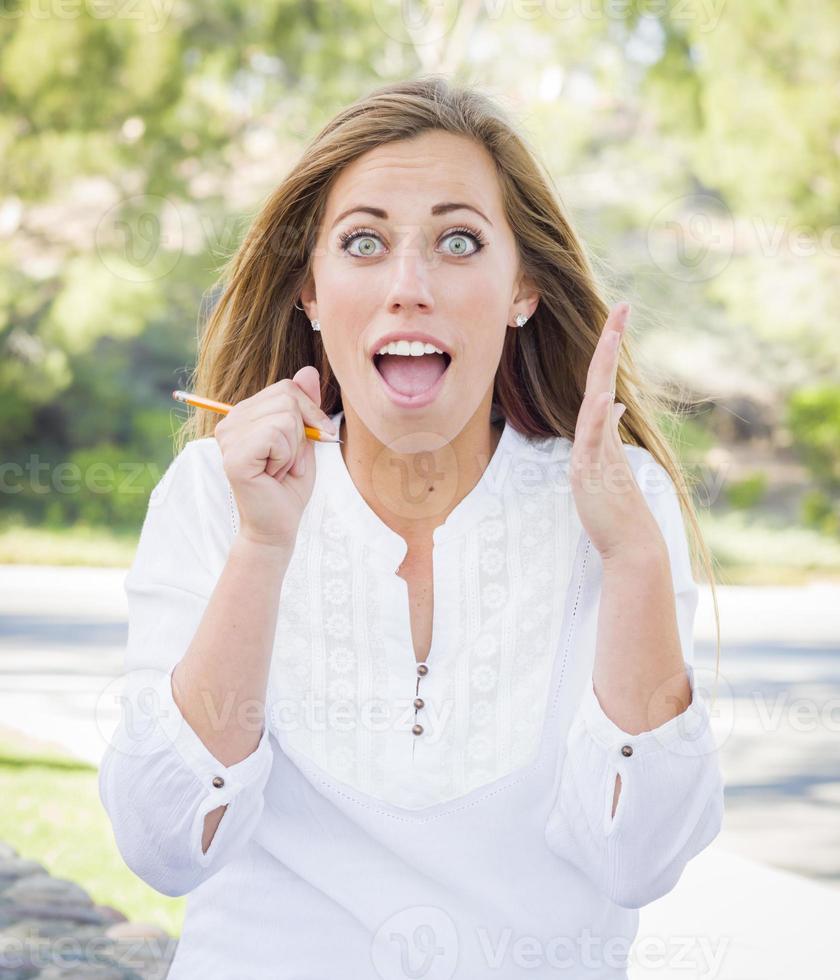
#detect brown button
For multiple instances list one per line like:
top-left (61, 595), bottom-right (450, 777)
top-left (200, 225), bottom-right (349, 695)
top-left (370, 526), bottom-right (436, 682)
top-left (212, 775), bottom-right (225, 787)
top-left (414, 697), bottom-right (425, 710)
top-left (621, 745), bottom-right (633, 757)
top-left (417, 663), bottom-right (429, 676)
top-left (412, 723), bottom-right (424, 735)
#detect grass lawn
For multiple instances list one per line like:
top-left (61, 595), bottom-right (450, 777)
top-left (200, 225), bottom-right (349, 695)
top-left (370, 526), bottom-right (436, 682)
top-left (0, 522), bottom-right (139, 567)
top-left (698, 510), bottom-right (840, 585)
top-left (0, 725), bottom-right (186, 939)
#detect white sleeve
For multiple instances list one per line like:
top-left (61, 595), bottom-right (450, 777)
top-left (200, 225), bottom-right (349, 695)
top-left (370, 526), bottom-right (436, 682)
top-left (98, 440), bottom-right (274, 898)
top-left (544, 450), bottom-right (725, 909)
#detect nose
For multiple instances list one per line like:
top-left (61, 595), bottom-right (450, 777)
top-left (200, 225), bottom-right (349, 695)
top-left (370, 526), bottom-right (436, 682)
top-left (385, 228), bottom-right (436, 315)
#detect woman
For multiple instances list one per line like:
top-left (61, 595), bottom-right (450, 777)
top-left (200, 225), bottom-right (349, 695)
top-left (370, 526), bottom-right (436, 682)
top-left (99, 76), bottom-right (724, 979)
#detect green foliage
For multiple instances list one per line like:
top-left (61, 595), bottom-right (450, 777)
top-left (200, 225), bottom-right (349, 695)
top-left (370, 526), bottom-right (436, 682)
top-left (659, 411), bottom-right (716, 459)
top-left (5, 441), bottom-right (167, 532)
top-left (787, 386), bottom-right (840, 488)
top-left (640, 0), bottom-right (840, 228)
top-left (801, 489), bottom-right (839, 537)
top-left (786, 386), bottom-right (840, 537)
top-left (44, 256), bottom-right (168, 357)
top-left (725, 472), bottom-right (768, 510)
top-left (67, 443), bottom-right (160, 528)
top-left (0, 0), bottom-right (837, 560)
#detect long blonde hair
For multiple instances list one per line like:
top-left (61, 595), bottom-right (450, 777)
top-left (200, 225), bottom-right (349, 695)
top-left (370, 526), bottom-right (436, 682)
top-left (177, 74), bottom-right (721, 701)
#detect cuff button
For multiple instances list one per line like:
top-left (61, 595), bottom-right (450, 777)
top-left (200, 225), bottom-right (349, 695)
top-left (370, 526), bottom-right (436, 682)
top-left (621, 745), bottom-right (633, 757)
top-left (212, 775), bottom-right (225, 787)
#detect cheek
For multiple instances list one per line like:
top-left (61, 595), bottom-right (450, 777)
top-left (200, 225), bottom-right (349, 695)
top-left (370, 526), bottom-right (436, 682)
top-left (447, 267), bottom-right (510, 325)
top-left (319, 330), bottom-right (366, 379)
top-left (315, 318), bottom-right (368, 392)
top-left (312, 266), bottom-right (369, 349)
top-left (457, 331), bottom-right (507, 384)
top-left (311, 245), bottom-right (363, 296)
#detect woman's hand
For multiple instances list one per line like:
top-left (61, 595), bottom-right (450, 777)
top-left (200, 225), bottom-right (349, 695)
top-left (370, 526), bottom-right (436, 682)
top-left (569, 303), bottom-right (661, 564)
top-left (214, 365), bottom-right (335, 551)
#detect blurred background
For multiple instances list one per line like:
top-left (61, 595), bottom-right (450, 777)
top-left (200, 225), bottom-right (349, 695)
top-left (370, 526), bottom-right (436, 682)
top-left (1, 1), bottom-right (838, 977)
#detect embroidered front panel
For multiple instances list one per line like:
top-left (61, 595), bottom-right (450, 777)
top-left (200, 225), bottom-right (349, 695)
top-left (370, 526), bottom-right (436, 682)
top-left (417, 483), bottom-right (579, 806)
top-left (261, 445), bottom-right (580, 810)
top-left (266, 493), bottom-right (396, 800)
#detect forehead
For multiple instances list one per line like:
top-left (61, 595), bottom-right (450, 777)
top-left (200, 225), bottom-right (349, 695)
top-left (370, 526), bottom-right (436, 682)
top-left (324, 131), bottom-right (503, 217)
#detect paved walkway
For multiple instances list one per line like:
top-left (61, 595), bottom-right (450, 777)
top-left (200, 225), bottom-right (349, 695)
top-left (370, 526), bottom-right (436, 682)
top-left (631, 846), bottom-right (838, 978)
top-left (1, 564), bottom-right (838, 978)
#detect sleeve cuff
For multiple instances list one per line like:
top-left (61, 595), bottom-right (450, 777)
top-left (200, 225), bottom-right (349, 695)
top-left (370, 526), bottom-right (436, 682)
top-left (141, 665), bottom-right (274, 803)
top-left (577, 663), bottom-right (713, 757)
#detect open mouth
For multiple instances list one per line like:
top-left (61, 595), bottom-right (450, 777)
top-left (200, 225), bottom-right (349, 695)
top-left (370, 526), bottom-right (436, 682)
top-left (373, 351), bottom-right (452, 398)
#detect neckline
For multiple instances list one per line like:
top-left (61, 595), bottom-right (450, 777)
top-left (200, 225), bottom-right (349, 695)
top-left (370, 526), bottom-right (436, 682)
top-left (315, 410), bottom-right (520, 570)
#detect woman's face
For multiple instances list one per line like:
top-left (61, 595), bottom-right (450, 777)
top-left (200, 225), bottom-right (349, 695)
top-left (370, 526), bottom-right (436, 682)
top-left (301, 130), bottom-right (537, 441)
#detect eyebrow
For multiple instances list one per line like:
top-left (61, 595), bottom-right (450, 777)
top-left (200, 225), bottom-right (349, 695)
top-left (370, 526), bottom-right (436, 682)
top-left (330, 202), bottom-right (493, 230)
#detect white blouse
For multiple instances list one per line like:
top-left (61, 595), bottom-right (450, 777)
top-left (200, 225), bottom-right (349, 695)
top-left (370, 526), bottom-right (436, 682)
top-left (99, 409), bottom-right (724, 979)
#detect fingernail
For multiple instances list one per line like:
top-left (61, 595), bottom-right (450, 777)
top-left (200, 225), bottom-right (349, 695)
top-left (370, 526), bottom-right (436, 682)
top-left (322, 417), bottom-right (337, 434)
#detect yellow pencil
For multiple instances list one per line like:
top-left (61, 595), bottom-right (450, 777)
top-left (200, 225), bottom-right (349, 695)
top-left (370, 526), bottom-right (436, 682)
top-left (171, 390), bottom-right (342, 443)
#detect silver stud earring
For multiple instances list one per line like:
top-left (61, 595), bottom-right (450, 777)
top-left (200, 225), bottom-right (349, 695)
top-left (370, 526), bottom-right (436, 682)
top-left (514, 313), bottom-right (529, 327)
top-left (311, 319), bottom-right (320, 332)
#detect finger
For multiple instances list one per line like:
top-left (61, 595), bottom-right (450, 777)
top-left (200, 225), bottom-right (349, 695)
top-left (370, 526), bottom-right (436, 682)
top-left (577, 377), bottom-right (616, 444)
top-left (246, 384), bottom-right (335, 432)
top-left (584, 302), bottom-right (628, 400)
top-left (607, 400), bottom-right (626, 452)
top-left (285, 422), bottom-right (311, 480)
top-left (270, 413), bottom-right (305, 482)
top-left (574, 390), bottom-right (610, 454)
top-left (227, 424), bottom-right (291, 482)
top-left (290, 438), bottom-right (312, 478)
top-left (233, 393), bottom-right (310, 482)
top-left (271, 442), bottom-right (296, 482)
top-left (249, 392), bottom-right (338, 435)
top-left (265, 440), bottom-right (289, 479)
top-left (595, 390), bottom-right (616, 448)
top-left (279, 439), bottom-right (310, 482)
top-left (244, 391), bottom-right (299, 424)
top-left (250, 413), bottom-right (301, 482)
top-left (613, 402), bottom-right (627, 434)
top-left (577, 304), bottom-right (628, 439)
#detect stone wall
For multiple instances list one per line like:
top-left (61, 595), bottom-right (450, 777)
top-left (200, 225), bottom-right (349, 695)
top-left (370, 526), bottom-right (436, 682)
top-left (0, 842), bottom-right (176, 979)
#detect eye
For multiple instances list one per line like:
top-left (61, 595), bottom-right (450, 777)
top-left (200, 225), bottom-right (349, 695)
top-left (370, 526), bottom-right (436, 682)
top-left (440, 226), bottom-right (487, 256)
top-left (338, 226), bottom-right (383, 257)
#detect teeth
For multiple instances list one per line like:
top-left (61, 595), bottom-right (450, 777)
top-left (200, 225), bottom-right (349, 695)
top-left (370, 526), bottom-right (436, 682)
top-left (375, 340), bottom-right (445, 357)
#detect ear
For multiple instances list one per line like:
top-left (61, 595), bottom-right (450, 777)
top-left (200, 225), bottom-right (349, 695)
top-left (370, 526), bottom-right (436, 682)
top-left (511, 273), bottom-right (540, 322)
top-left (299, 278), bottom-right (317, 320)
